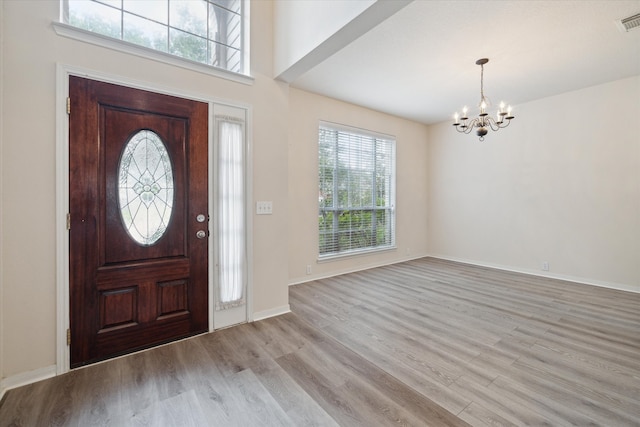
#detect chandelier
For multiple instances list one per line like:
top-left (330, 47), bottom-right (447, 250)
top-left (453, 58), bottom-right (514, 141)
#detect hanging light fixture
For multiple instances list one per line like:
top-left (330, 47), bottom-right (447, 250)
top-left (453, 58), bottom-right (515, 141)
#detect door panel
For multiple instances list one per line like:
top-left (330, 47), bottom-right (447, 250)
top-left (103, 108), bottom-right (187, 263)
top-left (69, 76), bottom-right (208, 367)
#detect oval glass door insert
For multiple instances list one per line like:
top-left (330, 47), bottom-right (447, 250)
top-left (118, 130), bottom-right (174, 246)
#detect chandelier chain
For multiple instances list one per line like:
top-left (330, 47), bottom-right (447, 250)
top-left (480, 62), bottom-right (485, 102)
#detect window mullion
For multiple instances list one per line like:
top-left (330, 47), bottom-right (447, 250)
top-left (371, 138), bottom-right (377, 248)
top-left (207, 1), bottom-right (211, 65)
top-left (120, 5), bottom-right (124, 39)
top-left (332, 131), bottom-right (339, 253)
top-left (166, 0), bottom-right (170, 53)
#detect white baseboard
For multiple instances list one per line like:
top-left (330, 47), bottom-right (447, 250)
top-left (289, 253), bottom-right (429, 286)
top-left (428, 254), bottom-right (639, 294)
top-left (252, 304), bottom-right (291, 322)
top-left (1, 364), bottom-right (57, 401)
top-left (288, 253), bottom-right (638, 294)
top-left (0, 305), bottom-right (288, 403)
top-left (0, 305), bottom-right (289, 401)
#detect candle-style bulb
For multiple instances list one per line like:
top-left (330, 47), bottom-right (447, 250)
top-left (499, 101), bottom-right (505, 112)
top-left (454, 112), bottom-right (459, 124)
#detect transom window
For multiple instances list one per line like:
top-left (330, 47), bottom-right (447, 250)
top-left (318, 122), bottom-right (396, 257)
top-left (62, 0), bottom-right (246, 74)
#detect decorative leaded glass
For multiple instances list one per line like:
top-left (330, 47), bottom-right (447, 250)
top-left (118, 130), bottom-right (174, 246)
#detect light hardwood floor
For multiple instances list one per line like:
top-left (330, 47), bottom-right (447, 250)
top-left (1, 257), bottom-right (639, 426)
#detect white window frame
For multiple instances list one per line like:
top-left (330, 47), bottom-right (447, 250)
top-left (318, 121), bottom-right (396, 260)
top-left (212, 106), bottom-right (250, 329)
top-left (53, 0), bottom-right (252, 85)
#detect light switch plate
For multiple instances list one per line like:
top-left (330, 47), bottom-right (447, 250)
top-left (256, 201), bottom-right (273, 215)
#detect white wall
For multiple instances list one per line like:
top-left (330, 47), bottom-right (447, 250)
top-left (428, 76), bottom-right (640, 292)
top-left (1, 0), bottom-right (290, 381)
top-left (273, 0), bottom-right (374, 78)
top-left (288, 88), bottom-right (429, 284)
top-left (272, 0), bottom-right (411, 83)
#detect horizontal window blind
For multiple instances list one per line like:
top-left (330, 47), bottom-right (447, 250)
top-left (318, 123), bottom-right (396, 257)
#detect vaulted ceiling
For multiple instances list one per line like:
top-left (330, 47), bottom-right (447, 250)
top-left (288, 1), bottom-right (640, 125)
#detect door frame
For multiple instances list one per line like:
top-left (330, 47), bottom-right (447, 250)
top-left (55, 64), bottom-right (253, 374)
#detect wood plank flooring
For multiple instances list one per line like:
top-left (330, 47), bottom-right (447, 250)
top-left (1, 257), bottom-right (639, 426)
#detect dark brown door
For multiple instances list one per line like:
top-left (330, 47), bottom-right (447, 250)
top-left (69, 76), bottom-right (208, 367)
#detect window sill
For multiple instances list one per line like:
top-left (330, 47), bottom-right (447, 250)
top-left (52, 22), bottom-right (254, 86)
top-left (317, 246), bottom-right (397, 263)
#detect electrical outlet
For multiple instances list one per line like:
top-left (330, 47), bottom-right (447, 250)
top-left (306, 264), bottom-right (312, 275)
top-left (542, 261), bottom-right (549, 271)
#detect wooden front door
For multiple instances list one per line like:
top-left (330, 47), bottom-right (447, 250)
top-left (69, 76), bottom-right (209, 367)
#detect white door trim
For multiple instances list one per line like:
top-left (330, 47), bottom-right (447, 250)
top-left (55, 63), bottom-right (252, 375)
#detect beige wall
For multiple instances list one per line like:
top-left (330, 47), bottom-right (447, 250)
top-left (0, 0), bottom-right (4, 388)
top-left (428, 76), bottom-right (640, 291)
top-left (1, 0), bottom-right (290, 379)
top-left (287, 88), bottom-right (430, 284)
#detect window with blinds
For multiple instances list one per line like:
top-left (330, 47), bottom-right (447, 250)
top-left (318, 122), bottom-right (396, 257)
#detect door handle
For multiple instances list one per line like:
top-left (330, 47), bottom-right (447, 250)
top-left (196, 230), bottom-right (207, 239)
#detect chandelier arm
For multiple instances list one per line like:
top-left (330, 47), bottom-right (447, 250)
top-left (454, 118), bottom-right (478, 134)
top-left (498, 118), bottom-right (512, 129)
top-left (467, 118), bottom-right (480, 134)
top-left (485, 117), bottom-right (501, 131)
top-left (454, 125), bottom-right (475, 135)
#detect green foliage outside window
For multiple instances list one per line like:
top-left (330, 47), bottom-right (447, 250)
top-left (318, 125), bottom-right (395, 256)
top-left (64, 0), bottom-right (243, 73)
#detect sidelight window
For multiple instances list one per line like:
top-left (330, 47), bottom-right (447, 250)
top-left (216, 116), bottom-right (246, 309)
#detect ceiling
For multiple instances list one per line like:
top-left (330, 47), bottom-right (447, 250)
top-left (288, 0), bottom-right (640, 125)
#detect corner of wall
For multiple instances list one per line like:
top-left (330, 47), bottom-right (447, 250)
top-left (0, 0), bottom-right (6, 388)
top-left (252, 304), bottom-right (291, 322)
top-left (0, 365), bottom-right (57, 402)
